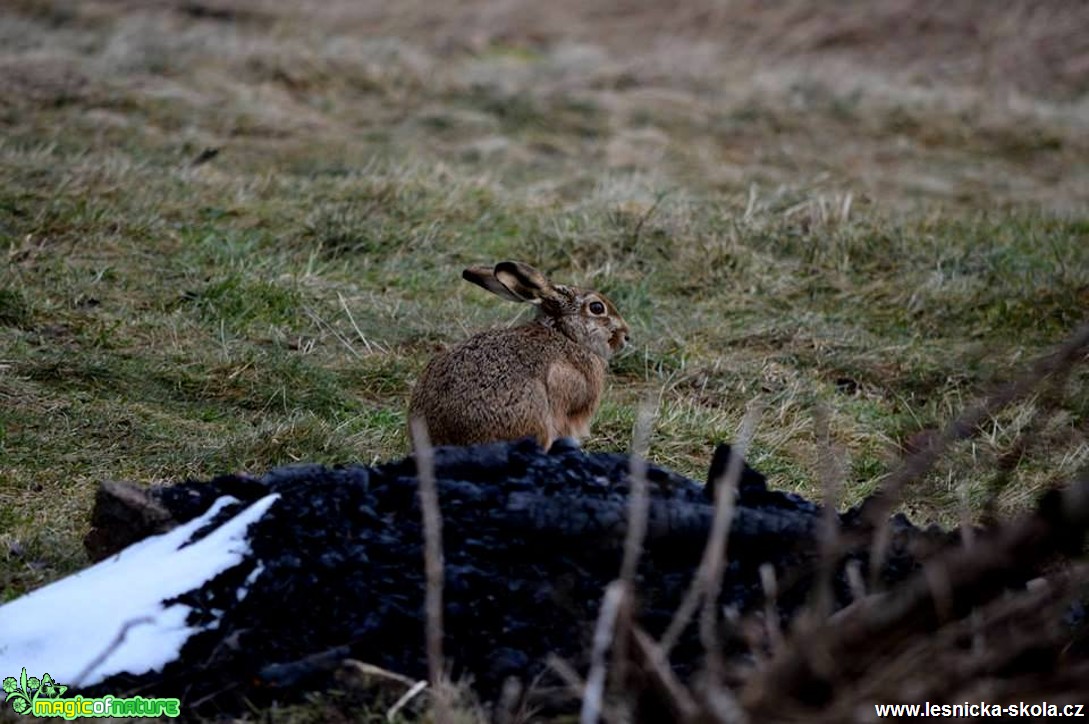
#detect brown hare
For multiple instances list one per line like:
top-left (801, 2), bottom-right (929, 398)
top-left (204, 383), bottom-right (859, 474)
top-left (409, 261), bottom-right (630, 450)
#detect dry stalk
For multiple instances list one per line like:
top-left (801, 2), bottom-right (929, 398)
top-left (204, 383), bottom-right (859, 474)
top-left (302, 306), bottom-right (363, 359)
top-left (338, 291), bottom-right (386, 355)
top-left (758, 563), bottom-right (783, 653)
top-left (620, 399), bottom-right (656, 586)
top-left (409, 418), bottom-right (453, 724)
top-left (844, 559), bottom-right (866, 603)
top-left (629, 627), bottom-right (700, 721)
top-left (386, 680), bottom-right (429, 722)
top-left (742, 472), bottom-right (1089, 715)
top-left (864, 321), bottom-right (1089, 585)
top-left (580, 580), bottom-right (629, 724)
top-left (339, 659), bottom-right (419, 688)
top-left (700, 407), bottom-right (762, 672)
top-left (545, 654), bottom-right (586, 696)
top-left (610, 399), bottom-right (657, 707)
top-left (494, 677), bottom-right (524, 724)
top-left (813, 404), bottom-right (843, 620)
top-left (658, 406), bottom-right (761, 657)
top-left (73, 616), bottom-right (154, 687)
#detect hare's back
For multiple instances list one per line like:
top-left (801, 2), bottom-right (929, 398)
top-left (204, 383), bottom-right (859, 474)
top-left (410, 326), bottom-right (577, 445)
top-left (429, 326), bottom-right (571, 392)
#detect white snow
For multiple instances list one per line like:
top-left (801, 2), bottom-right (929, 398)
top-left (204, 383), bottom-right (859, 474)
top-left (238, 563), bottom-right (265, 601)
top-left (0, 493), bottom-right (279, 687)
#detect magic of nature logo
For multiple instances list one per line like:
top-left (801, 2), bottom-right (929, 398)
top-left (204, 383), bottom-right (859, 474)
top-left (3, 667), bottom-right (180, 719)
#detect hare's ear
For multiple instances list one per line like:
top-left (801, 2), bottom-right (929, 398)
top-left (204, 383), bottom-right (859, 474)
top-left (462, 265), bottom-right (526, 303)
top-left (493, 261), bottom-right (563, 305)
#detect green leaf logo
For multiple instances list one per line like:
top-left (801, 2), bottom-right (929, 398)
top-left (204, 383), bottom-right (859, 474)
top-left (3, 668), bottom-right (67, 715)
top-left (3, 668), bottom-right (32, 715)
top-left (39, 674), bottom-right (63, 699)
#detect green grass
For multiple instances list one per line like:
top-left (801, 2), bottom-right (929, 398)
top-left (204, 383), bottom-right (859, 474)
top-left (0, 0), bottom-right (1087, 719)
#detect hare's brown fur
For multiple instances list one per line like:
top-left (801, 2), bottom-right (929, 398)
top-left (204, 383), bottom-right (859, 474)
top-left (408, 261), bottom-right (628, 449)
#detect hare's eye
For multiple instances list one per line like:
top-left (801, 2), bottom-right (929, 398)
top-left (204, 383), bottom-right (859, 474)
top-left (589, 301), bottom-right (606, 315)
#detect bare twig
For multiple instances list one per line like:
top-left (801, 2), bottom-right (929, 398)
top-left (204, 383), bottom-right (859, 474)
top-left (743, 473), bottom-right (1089, 715)
top-left (659, 406), bottom-right (761, 659)
top-left (620, 400), bottom-right (656, 586)
top-left (339, 659), bottom-right (419, 688)
top-left (409, 418), bottom-right (453, 724)
top-left (337, 292), bottom-right (388, 355)
top-left (700, 407), bottom-right (761, 670)
top-left (958, 480), bottom-right (976, 550)
top-left (864, 320), bottom-right (1089, 584)
top-left (629, 627), bottom-right (700, 721)
top-left (386, 680), bottom-right (429, 722)
top-left (580, 580), bottom-right (628, 724)
top-left (743, 184), bottom-right (759, 221)
top-left (758, 563), bottom-right (783, 653)
top-left (629, 190), bottom-right (670, 249)
top-left (609, 399), bottom-right (657, 707)
top-left (699, 683), bottom-right (750, 724)
top-left (494, 677), bottom-right (524, 724)
top-left (546, 654), bottom-right (585, 697)
top-left (844, 559), bottom-right (866, 603)
top-left (658, 568), bottom-right (703, 657)
top-left (839, 191), bottom-right (853, 224)
top-left (813, 404), bottom-right (843, 620)
top-left (303, 306), bottom-right (362, 359)
top-left (73, 616), bottom-right (154, 687)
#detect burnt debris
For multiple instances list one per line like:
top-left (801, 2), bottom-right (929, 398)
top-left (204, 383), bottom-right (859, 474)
top-left (72, 439), bottom-right (1086, 717)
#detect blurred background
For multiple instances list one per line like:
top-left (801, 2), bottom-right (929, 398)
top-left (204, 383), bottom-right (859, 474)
top-left (5, 0), bottom-right (1085, 206)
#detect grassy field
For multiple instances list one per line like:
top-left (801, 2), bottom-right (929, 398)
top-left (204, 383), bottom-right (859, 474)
top-left (0, 0), bottom-right (1087, 714)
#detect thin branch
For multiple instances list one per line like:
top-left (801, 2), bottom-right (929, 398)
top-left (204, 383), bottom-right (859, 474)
top-left (620, 400), bottom-right (656, 586)
top-left (743, 473), bottom-right (1089, 714)
top-left (409, 418), bottom-right (452, 724)
top-left (629, 189), bottom-right (670, 249)
top-left (340, 659), bottom-right (419, 688)
top-left (494, 677), bottom-right (525, 724)
top-left (546, 654), bottom-right (585, 697)
top-left (845, 559), bottom-right (866, 603)
top-left (73, 616), bottom-right (155, 687)
top-left (338, 292), bottom-right (386, 355)
top-left (303, 306), bottom-right (362, 359)
top-left (863, 320), bottom-right (1089, 584)
top-left (659, 405), bottom-right (761, 657)
top-left (580, 581), bottom-right (628, 724)
top-left (813, 404), bottom-right (843, 620)
top-left (608, 399), bottom-right (658, 709)
top-left (700, 407), bottom-right (761, 671)
top-left (758, 563), bottom-right (783, 653)
top-left (386, 680), bottom-right (429, 722)
top-left (629, 627), bottom-right (700, 722)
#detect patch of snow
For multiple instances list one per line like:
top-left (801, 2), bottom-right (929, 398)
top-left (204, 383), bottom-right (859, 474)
top-left (0, 493), bottom-right (280, 687)
top-left (237, 563), bottom-right (265, 602)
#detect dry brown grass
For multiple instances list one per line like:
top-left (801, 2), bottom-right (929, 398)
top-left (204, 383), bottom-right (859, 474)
top-left (6, 0), bottom-right (1084, 211)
